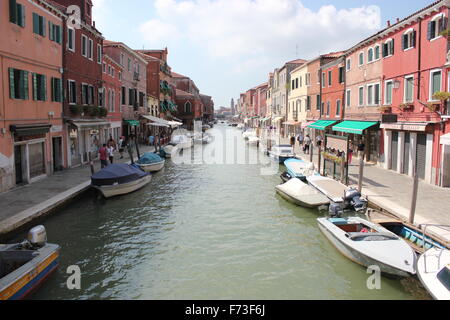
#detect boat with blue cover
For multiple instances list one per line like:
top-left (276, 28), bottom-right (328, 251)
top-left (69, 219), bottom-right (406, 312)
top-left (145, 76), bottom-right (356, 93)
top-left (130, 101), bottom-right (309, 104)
top-left (268, 145), bottom-right (295, 163)
top-left (0, 226), bottom-right (59, 300)
top-left (91, 163), bottom-right (152, 198)
top-left (283, 158), bottom-right (318, 182)
top-left (136, 152), bottom-right (165, 172)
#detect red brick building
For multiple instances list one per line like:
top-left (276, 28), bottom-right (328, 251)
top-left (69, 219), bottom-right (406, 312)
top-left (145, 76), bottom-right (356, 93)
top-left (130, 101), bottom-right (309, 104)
top-left (200, 94), bottom-right (214, 123)
top-left (102, 54), bottom-right (122, 142)
top-left (49, 0), bottom-right (106, 168)
top-left (172, 72), bottom-right (204, 129)
top-left (320, 55), bottom-right (345, 121)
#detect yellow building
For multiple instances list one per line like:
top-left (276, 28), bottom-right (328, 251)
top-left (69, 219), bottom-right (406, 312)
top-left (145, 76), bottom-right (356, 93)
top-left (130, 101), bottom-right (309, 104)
top-left (286, 63), bottom-right (308, 135)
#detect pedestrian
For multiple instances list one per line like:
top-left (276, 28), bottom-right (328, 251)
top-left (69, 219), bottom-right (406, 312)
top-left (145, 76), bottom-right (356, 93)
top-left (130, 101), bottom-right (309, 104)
top-left (107, 144), bottom-right (115, 164)
top-left (304, 135), bottom-right (311, 154)
top-left (99, 144), bottom-right (108, 169)
top-left (290, 136), bottom-right (295, 147)
top-left (118, 136), bottom-right (125, 159)
top-left (316, 134), bottom-right (323, 147)
top-left (127, 135), bottom-right (135, 164)
top-left (297, 132), bottom-right (304, 148)
top-left (149, 135), bottom-right (154, 146)
top-left (348, 141), bottom-right (354, 165)
top-left (107, 135), bottom-right (117, 150)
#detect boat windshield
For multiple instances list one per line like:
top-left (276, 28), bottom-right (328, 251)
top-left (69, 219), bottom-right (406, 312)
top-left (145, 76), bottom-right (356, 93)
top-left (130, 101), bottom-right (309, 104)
top-left (437, 265), bottom-right (450, 291)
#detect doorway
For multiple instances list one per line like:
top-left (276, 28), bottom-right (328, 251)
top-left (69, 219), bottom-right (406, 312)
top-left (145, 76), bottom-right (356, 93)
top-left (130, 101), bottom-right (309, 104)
top-left (53, 137), bottom-right (63, 172)
top-left (14, 145), bottom-right (24, 185)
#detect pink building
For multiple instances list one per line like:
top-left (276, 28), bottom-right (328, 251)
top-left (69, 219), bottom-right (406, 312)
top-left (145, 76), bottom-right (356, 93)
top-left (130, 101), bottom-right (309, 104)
top-left (0, 0), bottom-right (66, 192)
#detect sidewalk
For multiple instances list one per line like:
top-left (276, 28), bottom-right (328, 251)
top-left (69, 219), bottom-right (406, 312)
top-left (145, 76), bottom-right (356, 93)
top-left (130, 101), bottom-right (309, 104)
top-left (0, 144), bottom-right (157, 237)
top-left (275, 135), bottom-right (450, 245)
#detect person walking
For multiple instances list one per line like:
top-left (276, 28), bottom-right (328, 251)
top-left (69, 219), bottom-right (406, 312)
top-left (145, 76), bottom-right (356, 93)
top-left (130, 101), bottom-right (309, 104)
top-left (297, 132), bottom-right (304, 148)
top-left (316, 134), bottom-right (323, 147)
top-left (290, 135), bottom-right (295, 148)
top-left (127, 135), bottom-right (135, 164)
top-left (304, 135), bottom-right (311, 154)
top-left (348, 141), bottom-right (354, 165)
top-left (107, 144), bottom-right (115, 164)
top-left (99, 144), bottom-right (108, 169)
top-left (107, 135), bottom-right (117, 150)
top-left (118, 136), bottom-right (125, 159)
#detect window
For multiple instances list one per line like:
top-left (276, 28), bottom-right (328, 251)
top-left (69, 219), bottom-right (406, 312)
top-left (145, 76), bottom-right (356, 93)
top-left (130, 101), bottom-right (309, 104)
top-left (121, 86), bottom-right (126, 105)
top-left (120, 54), bottom-right (124, 66)
top-left (88, 86), bottom-right (94, 105)
top-left (383, 39), bottom-right (394, 57)
top-left (128, 58), bottom-right (131, 72)
top-left (367, 83), bottom-right (380, 105)
top-left (430, 70), bottom-right (442, 100)
top-left (33, 13), bottom-right (46, 37)
top-left (375, 45), bottom-right (380, 60)
top-left (339, 67), bottom-right (344, 83)
top-left (291, 79), bottom-right (295, 90)
top-left (98, 88), bottom-right (104, 107)
top-left (306, 73), bottom-right (310, 85)
top-left (428, 14), bottom-right (447, 40)
top-left (359, 52), bottom-right (364, 66)
top-left (185, 101), bottom-right (192, 113)
top-left (51, 78), bottom-right (62, 102)
top-left (368, 48), bottom-right (374, 62)
top-left (88, 39), bottom-right (93, 60)
top-left (321, 102), bottom-right (325, 115)
top-left (68, 28), bottom-right (75, 51)
top-left (10, 0), bottom-right (25, 27)
top-left (68, 80), bottom-right (76, 104)
top-left (346, 58), bottom-right (351, 71)
top-left (108, 66), bottom-right (111, 75)
top-left (97, 44), bottom-right (102, 64)
top-left (322, 72), bottom-right (325, 88)
top-left (402, 29), bottom-right (416, 50)
top-left (81, 84), bottom-right (88, 105)
top-left (103, 63), bottom-right (106, 73)
top-left (139, 92), bottom-right (145, 107)
top-left (385, 80), bottom-right (393, 105)
top-left (9, 68), bottom-right (29, 100)
top-left (299, 77), bottom-right (302, 87)
top-left (358, 87), bottom-right (364, 106)
top-left (112, 90), bottom-right (115, 112)
top-left (119, 71), bottom-right (122, 81)
top-left (32, 73), bottom-right (46, 101)
top-left (111, 68), bottom-right (115, 78)
top-left (306, 96), bottom-right (311, 110)
top-left (404, 76), bottom-right (414, 102)
top-left (346, 89), bottom-right (351, 107)
top-left (328, 71), bottom-right (332, 86)
top-left (326, 101), bottom-right (330, 116)
top-left (316, 95), bottom-right (321, 110)
top-left (49, 22), bottom-right (62, 44)
top-left (81, 35), bottom-right (87, 57)
top-left (336, 100), bottom-right (341, 116)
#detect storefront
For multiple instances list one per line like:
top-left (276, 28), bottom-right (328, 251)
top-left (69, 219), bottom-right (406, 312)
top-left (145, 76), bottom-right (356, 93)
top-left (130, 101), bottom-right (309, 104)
top-left (332, 121), bottom-right (380, 163)
top-left (307, 120), bottom-right (338, 146)
top-left (283, 121), bottom-right (301, 137)
top-left (380, 122), bottom-right (434, 182)
top-left (67, 120), bottom-right (111, 167)
top-left (10, 124), bottom-right (52, 185)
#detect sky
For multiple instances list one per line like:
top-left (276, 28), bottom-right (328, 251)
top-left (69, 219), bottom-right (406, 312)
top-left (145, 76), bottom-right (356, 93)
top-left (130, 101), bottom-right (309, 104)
top-left (92, 0), bottom-right (433, 109)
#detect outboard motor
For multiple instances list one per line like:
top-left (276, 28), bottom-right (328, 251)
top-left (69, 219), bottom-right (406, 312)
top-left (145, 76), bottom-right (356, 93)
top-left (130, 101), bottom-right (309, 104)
top-left (329, 203), bottom-right (344, 217)
top-left (344, 188), bottom-right (368, 213)
top-left (27, 225), bottom-right (47, 249)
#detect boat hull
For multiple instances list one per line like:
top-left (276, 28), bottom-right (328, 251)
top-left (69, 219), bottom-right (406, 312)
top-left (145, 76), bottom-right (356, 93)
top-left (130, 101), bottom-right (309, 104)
top-left (93, 174), bottom-right (152, 198)
top-left (416, 248), bottom-right (450, 300)
top-left (276, 185), bottom-right (329, 208)
top-left (0, 244), bottom-right (60, 300)
top-left (138, 160), bottom-right (165, 172)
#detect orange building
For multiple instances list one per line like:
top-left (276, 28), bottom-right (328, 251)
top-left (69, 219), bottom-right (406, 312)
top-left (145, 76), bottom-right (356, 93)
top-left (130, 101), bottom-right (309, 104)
top-left (0, 0), bottom-right (66, 192)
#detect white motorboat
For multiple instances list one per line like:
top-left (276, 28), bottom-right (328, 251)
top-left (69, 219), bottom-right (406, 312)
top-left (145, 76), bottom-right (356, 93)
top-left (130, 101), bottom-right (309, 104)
top-left (247, 136), bottom-right (260, 146)
top-left (268, 145), bottom-right (295, 163)
top-left (163, 143), bottom-right (178, 158)
top-left (136, 152), bottom-right (165, 172)
top-left (416, 248), bottom-right (450, 300)
top-left (171, 135), bottom-right (193, 150)
top-left (91, 164), bottom-right (152, 198)
top-left (307, 175), bottom-right (367, 214)
top-left (276, 178), bottom-right (329, 208)
top-left (317, 216), bottom-right (417, 277)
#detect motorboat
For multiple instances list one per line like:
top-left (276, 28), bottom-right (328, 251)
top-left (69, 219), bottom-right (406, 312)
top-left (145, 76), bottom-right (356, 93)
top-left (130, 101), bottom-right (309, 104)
top-left (91, 163), bottom-right (152, 198)
top-left (247, 136), bottom-right (260, 146)
top-left (416, 248), bottom-right (450, 300)
top-left (171, 135), bottom-right (193, 150)
top-left (0, 226), bottom-right (60, 300)
top-left (307, 175), bottom-right (367, 215)
top-left (242, 130), bottom-right (256, 140)
top-left (268, 145), bottom-right (295, 164)
top-left (163, 143), bottom-right (178, 158)
top-left (284, 158), bottom-right (318, 182)
top-left (194, 133), bottom-right (214, 144)
top-left (276, 178), bottom-right (329, 208)
top-left (136, 152), bottom-right (165, 172)
top-left (317, 216), bottom-right (417, 278)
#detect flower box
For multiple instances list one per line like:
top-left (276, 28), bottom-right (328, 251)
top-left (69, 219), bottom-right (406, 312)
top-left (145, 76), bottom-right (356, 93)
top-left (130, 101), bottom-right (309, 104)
top-left (378, 106), bottom-right (392, 113)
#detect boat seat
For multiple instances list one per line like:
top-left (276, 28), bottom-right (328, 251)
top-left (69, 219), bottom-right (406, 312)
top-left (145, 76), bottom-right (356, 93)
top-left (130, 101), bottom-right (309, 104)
top-left (347, 232), bottom-right (398, 241)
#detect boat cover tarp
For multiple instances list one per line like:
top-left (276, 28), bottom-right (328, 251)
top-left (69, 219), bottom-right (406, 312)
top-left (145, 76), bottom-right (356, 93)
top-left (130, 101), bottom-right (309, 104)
top-left (91, 164), bottom-right (148, 186)
top-left (136, 153), bottom-right (164, 165)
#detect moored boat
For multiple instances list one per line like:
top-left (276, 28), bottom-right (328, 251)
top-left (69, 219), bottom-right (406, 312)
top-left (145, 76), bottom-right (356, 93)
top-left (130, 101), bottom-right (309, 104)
top-left (317, 216), bottom-right (417, 277)
top-left (416, 248), bottom-right (450, 300)
top-left (276, 178), bottom-right (329, 208)
top-left (171, 135), bottom-right (193, 150)
top-left (163, 143), bottom-right (178, 158)
top-left (307, 175), bottom-right (367, 215)
top-left (136, 152), bottom-right (165, 172)
top-left (284, 158), bottom-right (317, 182)
top-left (0, 226), bottom-right (60, 300)
top-left (268, 145), bottom-right (295, 163)
top-left (91, 163), bottom-right (152, 198)
top-left (247, 136), bottom-right (260, 146)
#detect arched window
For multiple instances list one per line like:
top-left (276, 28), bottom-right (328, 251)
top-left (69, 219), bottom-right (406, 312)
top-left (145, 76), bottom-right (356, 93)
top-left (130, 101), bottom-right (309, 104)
top-left (184, 101), bottom-right (192, 113)
top-left (358, 52), bottom-right (364, 66)
top-left (368, 48), bottom-right (374, 63)
top-left (383, 38), bottom-right (394, 57)
top-left (402, 28), bottom-right (416, 50)
top-left (374, 45), bottom-right (380, 60)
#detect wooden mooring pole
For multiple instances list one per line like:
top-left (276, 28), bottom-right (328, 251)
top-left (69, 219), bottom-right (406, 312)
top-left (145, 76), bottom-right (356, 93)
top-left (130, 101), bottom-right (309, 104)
top-left (358, 151), bottom-right (364, 193)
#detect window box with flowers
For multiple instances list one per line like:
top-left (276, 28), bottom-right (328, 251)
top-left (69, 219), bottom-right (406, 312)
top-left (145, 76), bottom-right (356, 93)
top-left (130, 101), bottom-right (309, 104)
top-left (398, 103), bottom-right (413, 111)
top-left (322, 151), bottom-right (344, 164)
top-left (378, 106), bottom-right (392, 113)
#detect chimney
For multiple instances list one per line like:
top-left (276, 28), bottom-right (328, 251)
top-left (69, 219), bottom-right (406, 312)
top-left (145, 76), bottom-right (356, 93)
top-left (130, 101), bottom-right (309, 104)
top-left (396, 18), bottom-right (400, 23)
top-left (93, 21), bottom-right (96, 28)
top-left (387, 20), bottom-right (391, 27)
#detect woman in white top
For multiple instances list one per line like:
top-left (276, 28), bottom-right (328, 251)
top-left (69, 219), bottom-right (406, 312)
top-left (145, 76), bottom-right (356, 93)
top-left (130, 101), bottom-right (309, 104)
top-left (107, 145), bottom-right (115, 164)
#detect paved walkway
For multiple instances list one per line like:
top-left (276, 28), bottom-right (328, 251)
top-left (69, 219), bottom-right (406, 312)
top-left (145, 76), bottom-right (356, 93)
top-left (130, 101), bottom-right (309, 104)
top-left (268, 134), bottom-right (450, 245)
top-left (0, 144), bottom-right (157, 237)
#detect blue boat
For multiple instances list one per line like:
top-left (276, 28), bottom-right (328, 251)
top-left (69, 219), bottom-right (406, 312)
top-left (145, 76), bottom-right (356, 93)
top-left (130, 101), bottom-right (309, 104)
top-left (136, 152), bottom-right (165, 172)
top-left (283, 158), bottom-right (318, 183)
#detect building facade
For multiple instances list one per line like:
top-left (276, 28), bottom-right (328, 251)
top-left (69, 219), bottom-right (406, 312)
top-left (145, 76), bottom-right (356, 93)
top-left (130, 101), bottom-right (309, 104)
top-left (102, 54), bottom-right (122, 142)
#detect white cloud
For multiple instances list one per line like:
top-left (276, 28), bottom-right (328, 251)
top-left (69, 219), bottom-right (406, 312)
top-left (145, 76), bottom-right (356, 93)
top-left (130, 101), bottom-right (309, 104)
top-left (139, 0), bottom-right (381, 64)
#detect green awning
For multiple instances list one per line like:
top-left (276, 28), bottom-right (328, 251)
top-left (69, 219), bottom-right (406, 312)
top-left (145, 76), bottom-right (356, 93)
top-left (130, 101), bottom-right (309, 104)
top-left (308, 120), bottom-right (338, 130)
top-left (124, 120), bottom-right (140, 127)
top-left (332, 121), bottom-right (378, 134)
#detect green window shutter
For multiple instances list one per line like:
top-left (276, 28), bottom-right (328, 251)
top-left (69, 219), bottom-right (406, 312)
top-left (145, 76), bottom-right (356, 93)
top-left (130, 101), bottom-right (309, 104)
top-left (32, 73), bottom-right (37, 100)
top-left (51, 78), bottom-right (55, 101)
top-left (42, 75), bottom-right (46, 101)
top-left (9, 68), bottom-right (15, 99)
top-left (49, 21), bottom-right (54, 41)
top-left (42, 17), bottom-right (46, 37)
top-left (58, 79), bottom-right (63, 102)
top-left (22, 71), bottom-right (29, 100)
top-left (9, 0), bottom-right (17, 23)
top-left (33, 13), bottom-right (39, 34)
top-left (20, 4), bottom-right (25, 27)
top-left (57, 25), bottom-right (62, 44)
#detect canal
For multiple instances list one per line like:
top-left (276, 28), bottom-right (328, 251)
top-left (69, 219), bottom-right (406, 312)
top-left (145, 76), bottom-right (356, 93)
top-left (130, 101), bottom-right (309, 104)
top-left (19, 124), bottom-right (428, 299)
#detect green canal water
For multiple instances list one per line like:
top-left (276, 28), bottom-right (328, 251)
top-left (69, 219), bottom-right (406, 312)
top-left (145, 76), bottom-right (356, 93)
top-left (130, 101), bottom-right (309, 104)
top-left (18, 124), bottom-right (429, 299)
